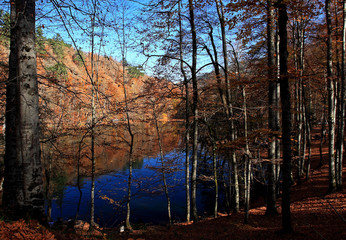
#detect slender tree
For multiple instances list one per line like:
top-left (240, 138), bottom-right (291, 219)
top-left (178, 0), bottom-right (191, 222)
top-left (90, 0), bottom-right (97, 226)
top-left (153, 110), bottom-right (172, 225)
top-left (266, 0), bottom-right (278, 216)
top-left (335, 0), bottom-right (345, 191)
top-left (215, 0), bottom-right (239, 213)
top-left (188, 0), bottom-right (199, 223)
top-left (325, 0), bottom-right (337, 193)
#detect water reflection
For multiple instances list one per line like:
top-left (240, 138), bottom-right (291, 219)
top-left (44, 123), bottom-right (222, 227)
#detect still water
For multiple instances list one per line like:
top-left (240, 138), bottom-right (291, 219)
top-left (46, 124), bottom-right (223, 227)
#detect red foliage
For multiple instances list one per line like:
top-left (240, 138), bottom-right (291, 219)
top-left (0, 220), bottom-right (55, 240)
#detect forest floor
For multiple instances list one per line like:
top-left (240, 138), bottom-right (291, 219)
top-left (0, 131), bottom-right (346, 240)
top-left (107, 139), bottom-right (346, 240)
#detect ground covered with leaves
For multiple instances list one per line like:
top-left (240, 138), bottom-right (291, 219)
top-left (0, 139), bottom-right (345, 239)
top-left (110, 161), bottom-right (346, 240)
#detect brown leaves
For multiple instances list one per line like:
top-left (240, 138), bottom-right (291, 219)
top-left (0, 220), bottom-right (55, 240)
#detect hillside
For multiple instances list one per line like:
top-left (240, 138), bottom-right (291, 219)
top-left (0, 35), bottom-right (179, 129)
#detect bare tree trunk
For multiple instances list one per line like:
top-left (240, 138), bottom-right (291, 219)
top-left (205, 23), bottom-right (227, 114)
top-left (266, 0), bottom-right (278, 216)
top-left (320, 109), bottom-right (326, 167)
top-left (305, 114), bottom-right (312, 181)
top-left (275, 23), bottom-right (281, 197)
top-left (3, 0), bottom-right (44, 220)
top-left (335, 0), bottom-right (346, 191)
top-left (215, 0), bottom-right (239, 212)
top-left (117, 6), bottom-right (135, 230)
top-left (90, 4), bottom-right (96, 226)
top-left (206, 123), bottom-right (218, 218)
top-left (338, 0), bottom-right (346, 191)
top-left (243, 85), bottom-right (251, 223)
top-left (188, 0), bottom-right (199, 223)
top-left (178, 1), bottom-right (191, 222)
top-left (213, 146), bottom-right (218, 218)
top-left (278, 0), bottom-right (293, 232)
top-left (125, 137), bottom-right (133, 231)
top-left (75, 136), bottom-right (86, 220)
top-left (325, 0), bottom-right (337, 193)
top-left (244, 154), bottom-right (251, 224)
top-left (154, 113), bottom-right (172, 224)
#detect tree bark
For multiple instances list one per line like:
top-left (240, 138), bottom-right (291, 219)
top-left (325, 0), bottom-right (337, 193)
top-left (278, 0), bottom-right (293, 232)
top-left (266, 0), bottom-right (278, 216)
top-left (90, 4), bottom-right (96, 226)
top-left (3, 0), bottom-right (44, 220)
top-left (188, 0), bottom-right (199, 223)
top-left (338, 0), bottom-right (345, 191)
top-left (215, 0), bottom-right (239, 212)
top-left (335, 0), bottom-right (346, 191)
top-left (178, 1), bottom-right (191, 221)
top-left (154, 113), bottom-right (172, 224)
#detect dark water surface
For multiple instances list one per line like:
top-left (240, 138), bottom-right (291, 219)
top-left (47, 149), bottom-right (221, 227)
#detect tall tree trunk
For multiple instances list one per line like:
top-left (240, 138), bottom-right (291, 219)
top-left (188, 0), bottom-right (199, 223)
top-left (206, 123), bottom-right (218, 218)
top-left (154, 113), bottom-right (172, 224)
top-left (243, 86), bottom-right (251, 224)
top-left (320, 109), bottom-right (327, 167)
top-left (244, 154), bottom-right (251, 224)
top-left (278, 0), bottom-right (293, 232)
top-left (213, 145), bottom-right (218, 218)
top-left (90, 4), bottom-right (96, 226)
top-left (215, 0), bottom-right (239, 212)
top-left (205, 23), bottom-right (227, 114)
top-left (338, 0), bottom-right (346, 191)
top-left (119, 7), bottom-right (134, 230)
top-left (275, 23), bottom-right (281, 197)
top-left (335, 0), bottom-right (346, 191)
top-left (178, 0), bottom-right (191, 222)
top-left (266, 0), bottom-right (278, 216)
top-left (3, 0), bottom-right (44, 220)
top-left (325, 0), bottom-right (337, 193)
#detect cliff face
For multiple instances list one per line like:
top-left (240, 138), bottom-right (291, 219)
top-left (0, 37), bottom-right (182, 180)
top-left (0, 37), bottom-right (179, 128)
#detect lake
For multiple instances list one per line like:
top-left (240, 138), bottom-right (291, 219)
top-left (44, 123), bottom-right (226, 227)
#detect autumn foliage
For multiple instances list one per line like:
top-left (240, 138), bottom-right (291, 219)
top-left (0, 220), bottom-right (55, 240)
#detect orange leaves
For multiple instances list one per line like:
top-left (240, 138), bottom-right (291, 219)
top-left (0, 220), bottom-right (56, 240)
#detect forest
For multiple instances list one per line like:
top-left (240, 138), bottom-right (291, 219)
top-left (0, 0), bottom-right (345, 239)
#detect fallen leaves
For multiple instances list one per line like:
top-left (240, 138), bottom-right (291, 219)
top-left (0, 219), bottom-right (55, 240)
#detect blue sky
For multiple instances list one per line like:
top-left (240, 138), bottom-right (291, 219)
top-left (34, 0), bottom-right (154, 74)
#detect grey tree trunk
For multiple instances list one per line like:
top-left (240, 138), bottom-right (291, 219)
top-left (215, 0), bottom-right (239, 212)
top-left (124, 72), bottom-right (134, 231)
top-left (338, 0), bottom-right (345, 190)
top-left (154, 113), bottom-right (172, 224)
top-left (325, 0), bottom-right (337, 193)
top-left (178, 1), bottom-right (190, 221)
top-left (275, 24), bottom-right (281, 196)
top-left (266, 0), bottom-right (278, 216)
top-left (213, 145), bottom-right (218, 218)
top-left (320, 109), bottom-right (327, 167)
top-left (278, 0), bottom-right (293, 232)
top-left (242, 86), bottom-right (251, 224)
top-left (3, 0), bottom-right (44, 220)
top-left (335, 0), bottom-right (346, 191)
top-left (244, 154), bottom-right (251, 224)
top-left (188, 0), bottom-right (199, 223)
top-left (90, 5), bottom-right (96, 226)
